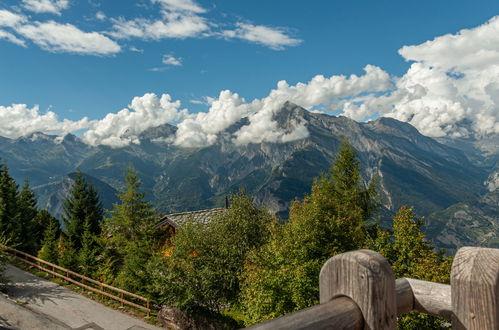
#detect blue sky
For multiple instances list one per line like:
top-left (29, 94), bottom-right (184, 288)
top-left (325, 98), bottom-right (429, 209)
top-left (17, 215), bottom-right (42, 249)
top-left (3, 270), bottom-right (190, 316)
top-left (1, 0), bottom-right (499, 147)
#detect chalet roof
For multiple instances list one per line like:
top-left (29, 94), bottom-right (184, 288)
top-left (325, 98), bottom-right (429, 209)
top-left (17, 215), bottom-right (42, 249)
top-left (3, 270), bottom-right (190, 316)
top-left (155, 207), bottom-right (226, 229)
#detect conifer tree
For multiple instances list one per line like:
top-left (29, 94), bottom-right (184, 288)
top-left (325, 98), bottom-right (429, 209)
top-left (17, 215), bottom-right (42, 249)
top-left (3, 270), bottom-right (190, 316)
top-left (38, 214), bottom-right (61, 264)
top-left (32, 210), bottom-right (56, 253)
top-left (62, 171), bottom-right (103, 249)
top-left (102, 166), bottom-right (157, 290)
top-left (240, 140), bottom-right (379, 324)
top-left (58, 235), bottom-right (77, 270)
top-left (0, 164), bottom-right (19, 242)
top-left (17, 180), bottom-right (38, 252)
top-left (77, 218), bottom-right (100, 276)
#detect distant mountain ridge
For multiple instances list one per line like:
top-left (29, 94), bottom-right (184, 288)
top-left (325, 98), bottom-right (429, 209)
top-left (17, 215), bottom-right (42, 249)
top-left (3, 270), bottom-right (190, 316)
top-left (0, 102), bottom-right (496, 251)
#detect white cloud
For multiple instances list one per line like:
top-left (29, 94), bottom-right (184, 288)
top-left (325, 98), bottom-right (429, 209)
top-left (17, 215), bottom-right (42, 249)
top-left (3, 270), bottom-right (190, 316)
top-left (95, 11), bottom-right (106, 21)
top-left (222, 23), bottom-right (301, 50)
top-left (162, 53), bottom-right (182, 66)
top-left (0, 29), bottom-right (26, 47)
top-left (0, 104), bottom-right (90, 138)
top-left (332, 15), bottom-right (499, 138)
top-left (173, 65), bottom-right (391, 147)
top-left (17, 21), bottom-right (121, 55)
top-left (399, 16), bottom-right (499, 71)
top-left (0, 9), bottom-right (26, 27)
top-left (82, 93), bottom-right (188, 147)
top-left (152, 0), bottom-right (206, 13)
top-left (109, 12), bottom-right (208, 40)
top-left (22, 0), bottom-right (69, 15)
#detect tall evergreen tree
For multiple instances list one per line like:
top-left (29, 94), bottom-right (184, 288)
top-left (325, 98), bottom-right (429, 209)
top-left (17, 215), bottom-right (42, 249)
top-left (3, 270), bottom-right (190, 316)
top-left (62, 171), bottom-right (103, 249)
top-left (102, 166), bottom-right (157, 291)
top-left (32, 210), bottom-right (56, 254)
top-left (240, 140), bottom-right (379, 324)
top-left (17, 180), bottom-right (38, 252)
top-left (38, 214), bottom-right (61, 264)
top-left (0, 164), bottom-right (19, 243)
top-left (77, 218), bottom-right (100, 276)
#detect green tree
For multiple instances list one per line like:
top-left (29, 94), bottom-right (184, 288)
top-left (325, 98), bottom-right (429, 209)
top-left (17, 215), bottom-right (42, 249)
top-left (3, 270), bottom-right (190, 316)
top-left (63, 171), bottom-right (103, 248)
top-left (372, 206), bottom-right (452, 329)
top-left (38, 214), bottom-right (61, 264)
top-left (77, 218), bottom-right (100, 276)
top-left (240, 140), bottom-right (379, 325)
top-left (149, 192), bottom-right (273, 312)
top-left (0, 164), bottom-right (19, 243)
top-left (32, 210), bottom-right (57, 254)
top-left (17, 180), bottom-right (38, 253)
top-left (58, 235), bottom-right (77, 270)
top-left (101, 166), bottom-right (158, 291)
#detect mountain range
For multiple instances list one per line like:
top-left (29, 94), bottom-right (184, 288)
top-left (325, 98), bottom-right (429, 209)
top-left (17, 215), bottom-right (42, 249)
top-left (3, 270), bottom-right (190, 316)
top-left (0, 102), bottom-right (497, 253)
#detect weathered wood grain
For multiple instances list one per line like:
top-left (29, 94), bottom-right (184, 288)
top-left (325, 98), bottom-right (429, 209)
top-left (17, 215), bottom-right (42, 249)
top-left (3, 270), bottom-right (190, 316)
top-left (405, 278), bottom-right (452, 319)
top-left (319, 250), bottom-right (396, 330)
top-left (451, 247), bottom-right (499, 330)
top-left (245, 296), bottom-right (363, 330)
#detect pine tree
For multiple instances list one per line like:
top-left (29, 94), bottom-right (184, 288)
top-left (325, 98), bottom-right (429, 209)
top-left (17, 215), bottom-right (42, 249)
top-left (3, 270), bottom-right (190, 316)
top-left (32, 210), bottom-right (57, 253)
top-left (0, 164), bottom-right (19, 244)
top-left (17, 180), bottom-right (38, 253)
top-left (102, 166), bottom-right (157, 290)
top-left (58, 235), bottom-right (77, 270)
top-left (63, 171), bottom-right (103, 249)
top-left (38, 215), bottom-right (61, 264)
top-left (77, 218), bottom-right (100, 276)
top-left (240, 139), bottom-right (379, 324)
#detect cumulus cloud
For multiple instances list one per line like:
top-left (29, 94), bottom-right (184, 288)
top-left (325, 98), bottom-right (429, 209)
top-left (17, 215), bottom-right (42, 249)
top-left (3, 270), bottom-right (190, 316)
top-left (162, 53), bottom-right (182, 66)
top-left (222, 23), bottom-right (301, 50)
top-left (332, 15), bottom-right (499, 138)
top-left (0, 104), bottom-right (90, 138)
top-left (17, 20), bottom-right (121, 55)
top-left (82, 93), bottom-right (188, 147)
top-left (22, 0), bottom-right (69, 15)
top-left (173, 65), bottom-right (391, 147)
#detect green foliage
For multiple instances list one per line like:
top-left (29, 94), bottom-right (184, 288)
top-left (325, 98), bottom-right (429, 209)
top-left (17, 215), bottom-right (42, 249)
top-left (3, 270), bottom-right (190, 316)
top-left (63, 171), bottom-right (103, 249)
top-left (240, 140), bottom-right (379, 325)
top-left (77, 218), bottom-right (100, 277)
top-left (149, 192), bottom-right (273, 313)
top-left (57, 235), bottom-right (77, 270)
top-left (369, 206), bottom-right (452, 330)
top-left (0, 164), bottom-right (20, 243)
top-left (32, 210), bottom-right (58, 253)
top-left (101, 166), bottom-right (158, 292)
top-left (17, 180), bottom-right (38, 253)
top-left (37, 214), bottom-right (61, 264)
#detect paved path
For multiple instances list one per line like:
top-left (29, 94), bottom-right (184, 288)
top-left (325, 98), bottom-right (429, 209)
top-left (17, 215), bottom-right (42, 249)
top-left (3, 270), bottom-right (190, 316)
top-left (1, 264), bottom-right (163, 330)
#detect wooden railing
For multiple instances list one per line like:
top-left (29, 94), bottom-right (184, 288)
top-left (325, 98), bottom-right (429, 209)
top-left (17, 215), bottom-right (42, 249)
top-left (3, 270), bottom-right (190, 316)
top-left (0, 244), bottom-right (151, 316)
top-left (247, 247), bottom-right (499, 330)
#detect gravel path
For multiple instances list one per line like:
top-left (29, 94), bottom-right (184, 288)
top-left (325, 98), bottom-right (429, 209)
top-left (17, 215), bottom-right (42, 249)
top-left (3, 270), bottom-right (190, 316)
top-left (1, 264), bottom-right (163, 330)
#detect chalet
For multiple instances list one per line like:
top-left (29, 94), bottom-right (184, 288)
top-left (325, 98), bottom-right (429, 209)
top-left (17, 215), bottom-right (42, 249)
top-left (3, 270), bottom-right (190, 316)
top-left (155, 207), bottom-right (226, 233)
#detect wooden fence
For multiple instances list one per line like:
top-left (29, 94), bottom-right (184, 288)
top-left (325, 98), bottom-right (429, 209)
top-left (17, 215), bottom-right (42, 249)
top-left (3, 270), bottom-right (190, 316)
top-left (0, 244), bottom-right (151, 316)
top-left (247, 247), bottom-right (499, 330)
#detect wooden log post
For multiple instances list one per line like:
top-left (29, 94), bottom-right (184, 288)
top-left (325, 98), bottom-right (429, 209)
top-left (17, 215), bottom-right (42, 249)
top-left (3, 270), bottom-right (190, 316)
top-left (320, 249), bottom-right (396, 330)
top-left (451, 247), bottom-right (499, 330)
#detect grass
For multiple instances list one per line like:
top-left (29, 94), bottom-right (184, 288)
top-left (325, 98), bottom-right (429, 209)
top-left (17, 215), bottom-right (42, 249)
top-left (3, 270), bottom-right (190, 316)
top-left (5, 256), bottom-right (162, 327)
